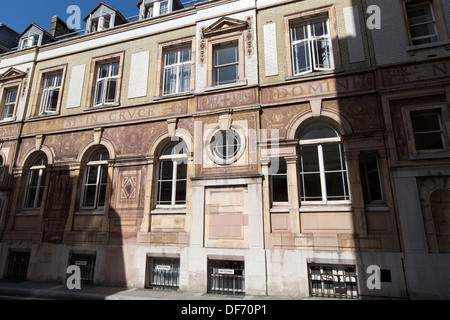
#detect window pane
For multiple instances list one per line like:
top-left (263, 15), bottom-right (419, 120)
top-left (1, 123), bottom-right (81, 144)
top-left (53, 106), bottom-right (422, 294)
top-left (111, 62), bottom-right (120, 76)
top-left (95, 80), bottom-right (105, 105)
top-left (325, 172), bottom-right (348, 200)
top-left (322, 144), bottom-right (342, 171)
top-left (414, 132), bottom-right (444, 150)
top-left (158, 181), bottom-right (172, 204)
top-left (175, 180), bottom-right (186, 204)
top-left (87, 166), bottom-right (98, 184)
top-left (272, 175), bottom-right (288, 202)
top-left (181, 47), bottom-right (191, 63)
top-left (48, 89), bottom-right (59, 111)
top-left (367, 169), bottom-right (383, 202)
top-left (105, 79), bottom-right (117, 103)
top-left (176, 162), bottom-right (187, 180)
top-left (407, 4), bottom-right (433, 24)
top-left (301, 126), bottom-right (338, 140)
top-left (313, 39), bottom-right (332, 69)
top-left (292, 25), bottom-right (307, 41)
top-left (83, 185), bottom-right (97, 207)
top-left (98, 184), bottom-right (107, 207)
top-left (411, 112), bottom-right (440, 133)
top-left (26, 187), bottom-right (37, 207)
top-left (160, 160), bottom-right (173, 181)
top-left (166, 50), bottom-right (177, 66)
top-left (215, 45), bottom-right (238, 66)
top-left (179, 65), bottom-right (191, 92)
top-left (215, 65), bottom-right (239, 85)
top-left (312, 21), bottom-right (328, 37)
top-left (410, 24), bottom-right (435, 38)
top-left (292, 41), bottom-right (311, 74)
top-left (302, 173), bottom-right (322, 201)
top-left (300, 146), bottom-right (320, 172)
top-left (164, 67), bottom-right (177, 95)
top-left (99, 64), bottom-right (109, 78)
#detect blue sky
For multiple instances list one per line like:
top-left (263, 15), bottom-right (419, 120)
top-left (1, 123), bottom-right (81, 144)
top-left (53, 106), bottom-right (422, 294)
top-left (1, 0), bottom-right (195, 34)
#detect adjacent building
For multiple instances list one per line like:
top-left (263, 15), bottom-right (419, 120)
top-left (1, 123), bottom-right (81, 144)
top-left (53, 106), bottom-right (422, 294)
top-left (0, 0), bottom-right (449, 299)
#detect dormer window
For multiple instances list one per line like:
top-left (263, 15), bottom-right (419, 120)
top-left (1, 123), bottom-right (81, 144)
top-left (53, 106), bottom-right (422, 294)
top-left (20, 32), bottom-right (40, 49)
top-left (90, 14), bottom-right (112, 32)
top-left (85, 3), bottom-right (127, 34)
top-left (144, 5), bottom-right (154, 19)
top-left (159, 0), bottom-right (169, 15)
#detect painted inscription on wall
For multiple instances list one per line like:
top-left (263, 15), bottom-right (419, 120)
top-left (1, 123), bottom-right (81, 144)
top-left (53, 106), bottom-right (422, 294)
top-left (261, 73), bottom-right (375, 105)
top-left (22, 100), bottom-right (188, 136)
top-left (197, 88), bottom-right (257, 112)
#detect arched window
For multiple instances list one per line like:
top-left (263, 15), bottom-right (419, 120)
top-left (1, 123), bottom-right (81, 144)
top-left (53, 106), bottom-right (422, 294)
top-left (24, 154), bottom-right (47, 209)
top-left (298, 124), bottom-right (350, 203)
top-left (157, 140), bottom-right (188, 207)
top-left (81, 147), bottom-right (109, 210)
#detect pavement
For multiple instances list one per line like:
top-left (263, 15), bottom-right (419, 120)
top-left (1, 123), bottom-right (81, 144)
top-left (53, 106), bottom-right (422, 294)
top-left (0, 280), bottom-right (294, 300)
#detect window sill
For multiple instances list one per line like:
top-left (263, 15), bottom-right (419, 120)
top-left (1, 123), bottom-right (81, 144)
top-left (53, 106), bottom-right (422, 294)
top-left (153, 91), bottom-right (194, 101)
top-left (83, 103), bottom-right (120, 112)
top-left (16, 210), bottom-right (40, 216)
top-left (75, 209), bottom-right (105, 215)
top-left (299, 203), bottom-right (353, 212)
top-left (0, 118), bottom-right (15, 124)
top-left (28, 113), bottom-right (60, 120)
top-left (270, 205), bottom-right (290, 213)
top-left (152, 207), bottom-right (186, 215)
top-left (409, 151), bottom-right (450, 160)
top-left (406, 40), bottom-right (450, 55)
top-left (285, 68), bottom-right (344, 81)
top-left (205, 80), bottom-right (248, 92)
top-left (364, 205), bottom-right (389, 212)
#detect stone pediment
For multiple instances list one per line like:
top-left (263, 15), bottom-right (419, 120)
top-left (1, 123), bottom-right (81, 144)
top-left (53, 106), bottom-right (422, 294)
top-left (0, 68), bottom-right (27, 81)
top-left (202, 17), bottom-right (248, 37)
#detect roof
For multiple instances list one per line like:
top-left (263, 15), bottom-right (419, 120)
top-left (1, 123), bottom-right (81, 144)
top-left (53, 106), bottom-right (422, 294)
top-left (17, 22), bottom-right (55, 41)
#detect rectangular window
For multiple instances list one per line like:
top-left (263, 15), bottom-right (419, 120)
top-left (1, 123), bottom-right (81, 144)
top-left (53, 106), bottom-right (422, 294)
top-left (290, 18), bottom-right (333, 75)
top-left (20, 33), bottom-right (39, 49)
top-left (208, 259), bottom-right (245, 296)
top-left (94, 61), bottom-right (120, 106)
top-left (271, 159), bottom-right (288, 203)
top-left (145, 257), bottom-right (180, 290)
top-left (214, 43), bottom-right (239, 86)
top-left (299, 143), bottom-right (349, 203)
top-left (308, 264), bottom-right (358, 299)
top-left (405, 1), bottom-right (438, 45)
top-left (410, 109), bottom-right (444, 151)
top-left (2, 87), bottom-right (18, 120)
top-left (69, 254), bottom-right (96, 286)
top-left (360, 154), bottom-right (384, 204)
top-left (39, 73), bottom-right (62, 115)
top-left (163, 47), bottom-right (191, 96)
top-left (5, 251), bottom-right (30, 281)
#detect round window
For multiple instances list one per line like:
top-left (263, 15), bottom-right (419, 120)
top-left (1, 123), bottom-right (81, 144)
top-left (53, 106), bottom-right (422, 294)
top-left (208, 128), bottom-right (244, 165)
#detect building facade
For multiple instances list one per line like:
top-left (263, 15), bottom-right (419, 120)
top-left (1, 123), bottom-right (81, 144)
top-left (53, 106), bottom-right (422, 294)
top-left (0, 0), bottom-right (449, 299)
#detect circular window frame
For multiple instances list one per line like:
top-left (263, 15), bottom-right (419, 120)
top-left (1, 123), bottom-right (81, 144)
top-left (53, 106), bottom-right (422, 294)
top-left (206, 126), bottom-right (246, 165)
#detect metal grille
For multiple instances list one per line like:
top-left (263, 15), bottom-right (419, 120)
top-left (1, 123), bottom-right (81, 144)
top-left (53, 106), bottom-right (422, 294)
top-left (5, 251), bottom-right (30, 281)
top-left (308, 265), bottom-right (358, 299)
top-left (208, 260), bottom-right (245, 296)
top-left (146, 257), bottom-right (180, 290)
top-left (69, 254), bottom-right (96, 285)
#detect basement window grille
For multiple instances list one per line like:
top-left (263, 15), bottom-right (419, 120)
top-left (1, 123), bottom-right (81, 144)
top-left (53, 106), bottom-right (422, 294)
top-left (145, 257), bottom-right (180, 291)
top-left (308, 264), bottom-right (358, 299)
top-left (208, 260), bottom-right (245, 296)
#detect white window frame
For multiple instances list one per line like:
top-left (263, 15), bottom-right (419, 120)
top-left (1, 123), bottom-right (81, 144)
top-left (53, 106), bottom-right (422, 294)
top-left (405, 1), bottom-right (438, 45)
top-left (93, 61), bottom-right (120, 107)
top-left (299, 128), bottom-right (350, 204)
top-left (80, 149), bottom-right (109, 210)
top-left (2, 87), bottom-right (18, 120)
top-left (24, 155), bottom-right (47, 209)
top-left (20, 32), bottom-right (40, 49)
top-left (163, 46), bottom-right (192, 96)
top-left (39, 73), bottom-right (62, 115)
top-left (156, 143), bottom-right (188, 208)
top-left (290, 17), bottom-right (334, 76)
top-left (159, 1), bottom-right (169, 15)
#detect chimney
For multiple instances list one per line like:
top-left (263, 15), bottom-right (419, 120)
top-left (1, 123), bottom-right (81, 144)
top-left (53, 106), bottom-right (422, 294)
top-left (49, 15), bottom-right (75, 38)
